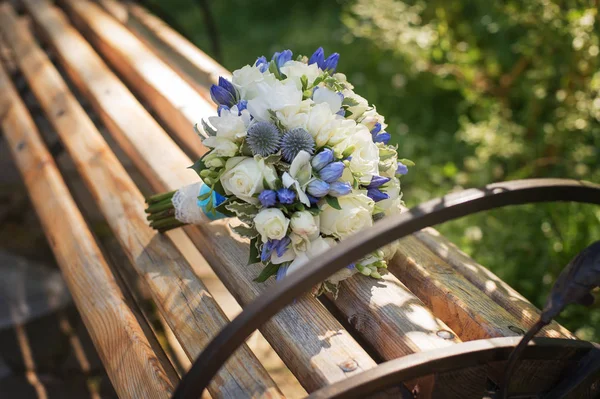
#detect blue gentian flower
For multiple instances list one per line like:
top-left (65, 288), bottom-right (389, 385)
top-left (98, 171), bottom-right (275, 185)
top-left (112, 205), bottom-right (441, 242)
top-left (236, 100), bottom-right (248, 114)
top-left (308, 47), bottom-right (325, 67)
top-left (255, 56), bottom-right (268, 72)
top-left (366, 175), bottom-right (391, 189)
top-left (319, 161), bottom-right (345, 183)
top-left (210, 77), bottom-right (238, 107)
top-left (323, 53), bottom-right (340, 72)
top-left (261, 240), bottom-right (275, 262)
top-left (329, 181), bottom-right (352, 197)
top-left (367, 188), bottom-right (389, 202)
top-left (258, 190), bottom-right (277, 207)
top-left (307, 179), bottom-right (330, 197)
top-left (217, 104), bottom-right (229, 116)
top-left (373, 132), bottom-right (391, 144)
top-left (336, 108), bottom-right (346, 117)
top-left (273, 236), bottom-right (291, 257)
top-left (371, 123), bottom-right (382, 136)
top-left (396, 162), bottom-right (409, 175)
top-left (273, 49), bottom-right (293, 68)
top-left (277, 188), bottom-right (296, 204)
top-left (306, 194), bottom-right (320, 206)
top-left (276, 264), bottom-right (290, 281)
top-left (311, 148), bottom-right (334, 171)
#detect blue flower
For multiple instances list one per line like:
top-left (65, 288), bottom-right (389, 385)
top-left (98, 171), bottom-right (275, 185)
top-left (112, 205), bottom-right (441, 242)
top-left (309, 47), bottom-right (325, 67)
top-left (217, 104), bottom-right (229, 116)
top-left (258, 190), bottom-right (277, 207)
top-left (236, 100), bottom-right (248, 114)
top-left (261, 240), bottom-right (275, 262)
top-left (306, 194), bottom-right (320, 206)
top-left (396, 162), bottom-right (409, 175)
top-left (277, 188), bottom-right (296, 204)
top-left (319, 161), bottom-right (345, 183)
top-left (273, 236), bottom-right (291, 257)
top-left (255, 56), bottom-right (268, 72)
top-left (323, 53), bottom-right (340, 72)
top-left (210, 77), bottom-right (238, 107)
top-left (346, 263), bottom-right (356, 270)
top-left (307, 179), bottom-right (330, 197)
top-left (311, 148), bottom-right (334, 171)
top-left (366, 175), bottom-right (391, 189)
top-left (329, 181), bottom-right (352, 197)
top-left (370, 123), bottom-right (382, 136)
top-left (373, 132), bottom-right (391, 144)
top-left (367, 188), bottom-right (389, 202)
top-left (276, 264), bottom-right (290, 281)
top-left (273, 49), bottom-right (293, 68)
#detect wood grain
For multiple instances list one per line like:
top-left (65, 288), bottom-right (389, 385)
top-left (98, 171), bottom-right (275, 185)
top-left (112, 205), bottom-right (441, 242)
top-left (388, 236), bottom-right (531, 341)
top-left (59, 0), bottom-right (212, 159)
top-left (0, 5), bottom-right (283, 398)
top-left (45, 0), bottom-right (467, 383)
top-left (414, 227), bottom-right (575, 339)
top-left (0, 56), bottom-right (175, 399)
top-left (97, 0), bottom-right (229, 95)
top-left (21, 0), bottom-right (379, 391)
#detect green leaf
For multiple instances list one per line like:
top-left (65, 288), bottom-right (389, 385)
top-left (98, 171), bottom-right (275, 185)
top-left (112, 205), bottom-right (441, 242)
top-left (248, 237), bottom-right (261, 265)
top-left (197, 190), bottom-right (212, 201)
top-left (323, 281), bottom-right (340, 299)
top-left (201, 119), bottom-right (216, 137)
top-left (231, 223), bottom-right (259, 239)
top-left (212, 180), bottom-right (226, 197)
top-left (300, 75), bottom-right (308, 91)
top-left (254, 262), bottom-right (281, 282)
top-left (342, 97), bottom-right (359, 107)
top-left (188, 158), bottom-right (207, 177)
top-left (307, 207), bottom-right (321, 216)
top-left (399, 158), bottom-right (415, 167)
top-left (226, 201), bottom-right (259, 224)
top-left (215, 199), bottom-right (235, 217)
top-left (263, 153), bottom-right (282, 165)
top-left (325, 196), bottom-right (342, 210)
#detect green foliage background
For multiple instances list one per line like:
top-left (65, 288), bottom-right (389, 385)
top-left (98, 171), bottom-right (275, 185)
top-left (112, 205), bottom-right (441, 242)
top-left (149, 0), bottom-right (599, 340)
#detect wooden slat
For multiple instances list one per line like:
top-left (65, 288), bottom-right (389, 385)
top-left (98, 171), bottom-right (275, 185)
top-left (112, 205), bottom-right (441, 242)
top-left (414, 227), bottom-right (575, 339)
top-left (388, 236), bottom-right (531, 340)
top-left (48, 0), bottom-right (467, 380)
top-left (22, 1), bottom-right (378, 391)
top-left (98, 0), bottom-right (228, 94)
top-left (0, 5), bottom-right (283, 399)
top-left (0, 57), bottom-right (175, 399)
top-left (60, 0), bottom-right (212, 159)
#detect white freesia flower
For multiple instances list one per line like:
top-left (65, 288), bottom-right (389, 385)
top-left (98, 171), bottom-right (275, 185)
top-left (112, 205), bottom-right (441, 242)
top-left (333, 126), bottom-right (380, 184)
top-left (281, 151), bottom-right (312, 206)
top-left (202, 137), bottom-right (238, 157)
top-left (207, 107), bottom-right (251, 141)
top-left (254, 208), bottom-right (290, 242)
top-left (342, 89), bottom-right (369, 120)
top-left (280, 60), bottom-right (321, 88)
top-left (232, 65), bottom-right (275, 99)
top-left (305, 103), bottom-right (342, 147)
top-left (247, 79), bottom-right (303, 121)
top-left (313, 87), bottom-right (343, 114)
top-left (359, 108), bottom-right (387, 132)
top-left (275, 99), bottom-right (312, 130)
top-left (220, 157), bottom-right (276, 205)
top-left (290, 211), bottom-right (320, 239)
top-left (319, 191), bottom-right (375, 239)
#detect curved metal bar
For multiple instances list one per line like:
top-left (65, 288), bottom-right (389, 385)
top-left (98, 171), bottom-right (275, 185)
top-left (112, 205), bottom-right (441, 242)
top-left (172, 178), bottom-right (600, 399)
top-left (305, 337), bottom-right (600, 399)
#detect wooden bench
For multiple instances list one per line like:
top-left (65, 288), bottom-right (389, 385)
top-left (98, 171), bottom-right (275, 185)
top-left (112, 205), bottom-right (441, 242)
top-left (0, 1), bottom-right (598, 398)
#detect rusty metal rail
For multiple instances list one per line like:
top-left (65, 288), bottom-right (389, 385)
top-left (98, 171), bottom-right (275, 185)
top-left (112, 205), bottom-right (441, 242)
top-left (173, 178), bottom-right (600, 399)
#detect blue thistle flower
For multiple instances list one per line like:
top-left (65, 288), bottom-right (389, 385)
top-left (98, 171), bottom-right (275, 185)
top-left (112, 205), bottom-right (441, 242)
top-left (277, 188), bottom-right (296, 204)
top-left (258, 190), bottom-right (277, 207)
top-left (246, 122), bottom-right (281, 157)
top-left (281, 128), bottom-right (315, 162)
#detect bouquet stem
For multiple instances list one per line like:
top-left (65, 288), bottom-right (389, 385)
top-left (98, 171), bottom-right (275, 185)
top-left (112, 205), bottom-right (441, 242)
top-left (145, 191), bottom-right (186, 232)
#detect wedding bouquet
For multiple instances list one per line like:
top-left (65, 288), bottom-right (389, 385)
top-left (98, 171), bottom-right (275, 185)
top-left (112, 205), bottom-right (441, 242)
top-left (145, 48), bottom-right (411, 296)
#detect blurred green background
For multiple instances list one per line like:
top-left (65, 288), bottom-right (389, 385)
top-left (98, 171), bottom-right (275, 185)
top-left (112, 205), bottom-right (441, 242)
top-left (147, 0), bottom-right (599, 340)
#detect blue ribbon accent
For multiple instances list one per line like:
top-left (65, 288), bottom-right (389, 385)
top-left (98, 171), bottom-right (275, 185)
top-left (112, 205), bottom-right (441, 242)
top-left (197, 183), bottom-right (227, 220)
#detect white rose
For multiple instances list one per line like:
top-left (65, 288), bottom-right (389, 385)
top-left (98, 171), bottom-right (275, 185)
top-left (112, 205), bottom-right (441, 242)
top-left (359, 108), bottom-right (386, 132)
top-left (203, 137), bottom-right (238, 157)
top-left (220, 157), bottom-right (275, 204)
top-left (280, 60), bottom-right (321, 88)
top-left (327, 118), bottom-right (357, 146)
top-left (275, 99), bottom-right (312, 130)
top-left (207, 107), bottom-right (251, 141)
top-left (319, 191), bottom-right (375, 239)
top-left (254, 208), bottom-right (290, 242)
top-left (313, 87), bottom-right (343, 114)
top-left (333, 126), bottom-right (380, 184)
top-left (247, 79), bottom-right (303, 121)
top-left (342, 89), bottom-right (369, 120)
top-left (289, 232), bottom-right (310, 254)
top-left (290, 211), bottom-right (320, 239)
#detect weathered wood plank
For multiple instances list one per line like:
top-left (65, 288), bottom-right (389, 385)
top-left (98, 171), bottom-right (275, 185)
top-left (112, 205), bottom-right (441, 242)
top-left (59, 0), bottom-right (212, 159)
top-left (0, 5), bottom-right (283, 398)
top-left (0, 57), bottom-right (175, 399)
top-left (388, 236), bottom-right (530, 340)
top-left (21, 0), bottom-right (377, 392)
top-left (414, 227), bottom-right (574, 339)
top-left (51, 0), bottom-right (466, 381)
top-left (98, 0), bottom-right (228, 94)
